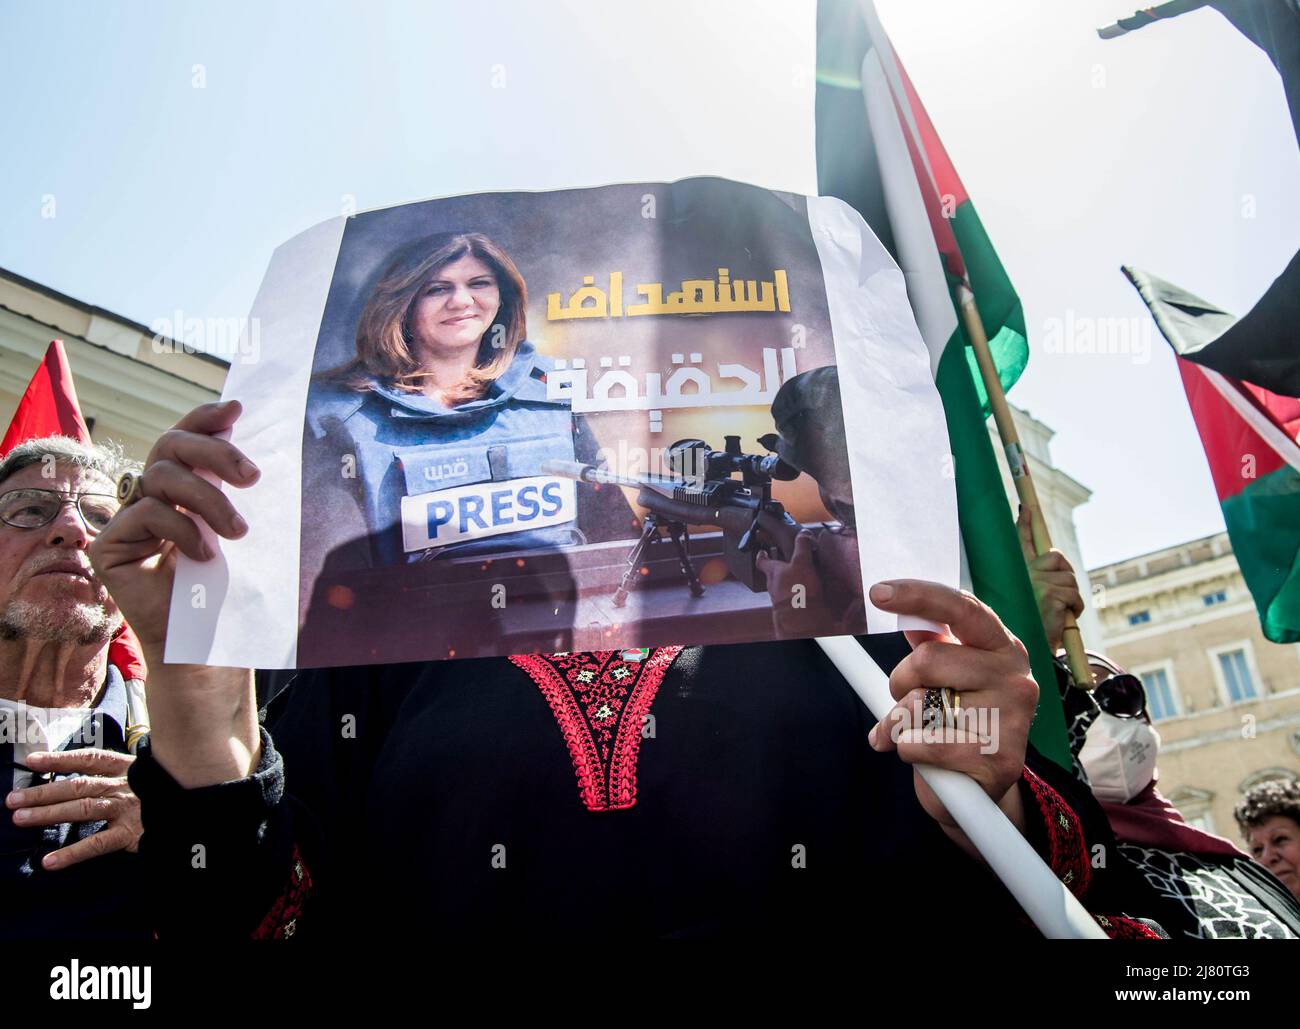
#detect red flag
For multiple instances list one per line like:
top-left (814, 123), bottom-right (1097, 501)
top-left (2, 340), bottom-right (149, 685)
top-left (1, 340), bottom-right (91, 454)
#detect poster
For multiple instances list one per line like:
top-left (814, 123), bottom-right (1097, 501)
top-left (166, 177), bottom-right (958, 668)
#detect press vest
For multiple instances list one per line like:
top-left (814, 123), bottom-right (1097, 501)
top-left (308, 343), bottom-right (582, 566)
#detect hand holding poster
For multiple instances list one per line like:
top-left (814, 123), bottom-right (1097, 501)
top-left (165, 177), bottom-right (958, 668)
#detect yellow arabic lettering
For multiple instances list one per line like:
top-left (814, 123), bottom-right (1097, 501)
top-left (547, 268), bottom-right (791, 320)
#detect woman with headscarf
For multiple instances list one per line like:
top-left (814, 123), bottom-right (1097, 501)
top-left (85, 400), bottom-right (1169, 941)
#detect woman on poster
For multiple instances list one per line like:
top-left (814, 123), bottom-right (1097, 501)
top-left (308, 231), bottom-right (633, 567)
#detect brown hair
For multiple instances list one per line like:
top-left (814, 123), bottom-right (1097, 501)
top-left (322, 232), bottom-right (528, 406)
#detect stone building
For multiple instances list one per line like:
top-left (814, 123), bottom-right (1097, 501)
top-left (986, 406), bottom-right (1101, 647)
top-left (1090, 533), bottom-right (1300, 840)
top-left (0, 266), bottom-right (222, 458)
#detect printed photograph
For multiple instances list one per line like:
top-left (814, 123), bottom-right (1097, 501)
top-left (297, 179), bottom-right (866, 664)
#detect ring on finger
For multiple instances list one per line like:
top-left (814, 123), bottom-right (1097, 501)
top-left (944, 689), bottom-right (961, 728)
top-left (922, 687), bottom-right (960, 731)
top-left (115, 471), bottom-right (145, 508)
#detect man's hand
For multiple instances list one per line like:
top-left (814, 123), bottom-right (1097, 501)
top-left (757, 529), bottom-right (866, 637)
top-left (1016, 505), bottom-right (1084, 654)
top-left (865, 579), bottom-right (1039, 860)
top-left (5, 749), bottom-right (140, 870)
top-left (756, 531), bottom-right (825, 637)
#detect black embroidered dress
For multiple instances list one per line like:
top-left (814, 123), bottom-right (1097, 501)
top-left (129, 637), bottom-right (1159, 939)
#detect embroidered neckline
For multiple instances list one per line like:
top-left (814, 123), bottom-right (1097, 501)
top-left (509, 647), bottom-right (682, 812)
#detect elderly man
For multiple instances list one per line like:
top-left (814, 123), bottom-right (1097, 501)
top-left (0, 436), bottom-right (147, 939)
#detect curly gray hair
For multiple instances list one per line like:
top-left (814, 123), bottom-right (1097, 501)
top-left (0, 435), bottom-right (140, 491)
top-left (1235, 777), bottom-right (1300, 835)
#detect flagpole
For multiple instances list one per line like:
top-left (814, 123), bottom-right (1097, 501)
top-left (956, 285), bottom-right (1096, 689)
top-left (855, 0), bottom-right (1094, 686)
top-left (1096, 1), bottom-right (1210, 39)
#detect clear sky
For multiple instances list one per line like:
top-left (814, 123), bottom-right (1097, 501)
top-left (2, 0), bottom-right (1296, 568)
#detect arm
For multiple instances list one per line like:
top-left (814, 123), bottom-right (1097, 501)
top-left (757, 529), bottom-right (866, 638)
top-left (301, 405), bottom-right (375, 576)
top-left (128, 659), bottom-right (398, 940)
top-left (88, 401), bottom-right (263, 787)
top-left (1017, 747), bottom-right (1166, 938)
top-left (128, 718), bottom-right (307, 938)
top-left (862, 580), bottom-right (1165, 938)
top-left (1017, 504), bottom-right (1085, 655)
top-left (87, 401), bottom-right (316, 936)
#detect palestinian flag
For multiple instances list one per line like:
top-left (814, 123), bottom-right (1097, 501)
top-left (816, 0), bottom-right (1071, 767)
top-left (1101, 1), bottom-right (1300, 400)
top-left (1124, 268), bottom-right (1300, 643)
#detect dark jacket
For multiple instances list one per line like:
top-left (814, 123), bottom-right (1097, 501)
top-left (1, 665), bottom-right (149, 940)
top-left (129, 636), bottom-right (1159, 939)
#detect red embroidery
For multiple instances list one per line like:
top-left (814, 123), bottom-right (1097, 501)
top-left (252, 844), bottom-right (312, 939)
top-left (1022, 766), bottom-right (1091, 900)
top-left (1095, 914), bottom-right (1164, 940)
top-left (510, 647), bottom-right (682, 812)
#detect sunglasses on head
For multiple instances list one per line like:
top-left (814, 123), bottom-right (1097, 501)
top-left (1094, 673), bottom-right (1149, 720)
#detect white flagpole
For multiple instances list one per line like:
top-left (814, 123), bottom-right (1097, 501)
top-left (817, 636), bottom-right (1108, 938)
top-left (839, 1), bottom-right (1108, 938)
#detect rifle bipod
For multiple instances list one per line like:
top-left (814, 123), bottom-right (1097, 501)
top-left (612, 511), bottom-right (706, 607)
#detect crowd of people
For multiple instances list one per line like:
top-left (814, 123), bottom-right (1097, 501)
top-left (2, 232), bottom-right (1298, 940)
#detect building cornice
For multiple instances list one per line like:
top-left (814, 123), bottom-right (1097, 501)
top-left (1090, 531), bottom-right (1232, 581)
top-left (1, 308), bottom-right (220, 433)
top-left (1095, 554), bottom-right (1241, 603)
top-left (0, 272), bottom-right (228, 393)
top-left (1161, 709), bottom-right (1300, 753)
top-left (1098, 599), bottom-right (1257, 646)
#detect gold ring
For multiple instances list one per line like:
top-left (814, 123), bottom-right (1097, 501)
top-left (942, 689), bottom-right (961, 729)
top-left (116, 471), bottom-right (144, 507)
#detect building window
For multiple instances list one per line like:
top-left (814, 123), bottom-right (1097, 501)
top-left (1139, 668), bottom-right (1178, 721)
top-left (1202, 590), bottom-right (1227, 606)
top-left (1168, 787), bottom-right (1217, 835)
top-left (1127, 610), bottom-right (1151, 626)
top-left (1217, 648), bottom-right (1257, 703)
top-left (1185, 812), bottom-right (1218, 834)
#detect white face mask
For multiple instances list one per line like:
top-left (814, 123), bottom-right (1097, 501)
top-left (1078, 711), bottom-right (1161, 803)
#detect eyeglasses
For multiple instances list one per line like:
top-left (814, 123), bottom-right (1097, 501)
top-left (1094, 673), bottom-right (1149, 721)
top-left (0, 488), bottom-right (120, 534)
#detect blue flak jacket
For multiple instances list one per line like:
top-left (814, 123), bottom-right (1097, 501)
top-left (307, 342), bottom-right (587, 567)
